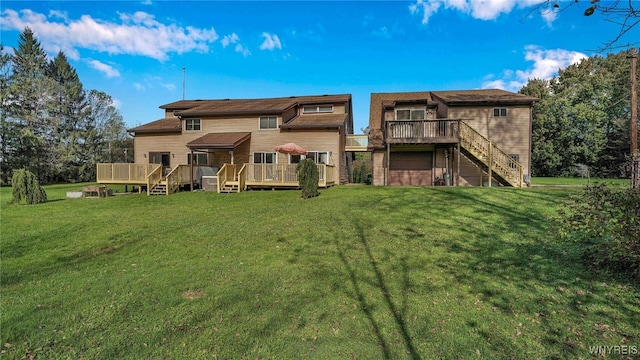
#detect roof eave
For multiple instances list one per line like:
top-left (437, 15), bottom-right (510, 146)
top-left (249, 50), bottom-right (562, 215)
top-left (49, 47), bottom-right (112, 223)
top-left (176, 109), bottom-right (284, 117)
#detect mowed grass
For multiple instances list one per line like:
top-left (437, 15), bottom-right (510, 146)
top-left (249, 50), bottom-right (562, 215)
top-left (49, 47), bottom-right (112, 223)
top-left (531, 177), bottom-right (630, 187)
top-left (1, 184), bottom-right (639, 359)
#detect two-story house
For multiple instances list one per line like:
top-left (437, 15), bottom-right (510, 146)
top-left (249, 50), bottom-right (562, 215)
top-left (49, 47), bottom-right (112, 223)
top-left (368, 89), bottom-right (538, 187)
top-left (98, 94), bottom-right (353, 194)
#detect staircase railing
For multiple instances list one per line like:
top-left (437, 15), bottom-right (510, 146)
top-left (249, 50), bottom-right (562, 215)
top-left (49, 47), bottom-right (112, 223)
top-left (459, 121), bottom-right (524, 187)
top-left (146, 165), bottom-right (164, 195)
top-left (165, 164), bottom-right (191, 194)
top-left (237, 165), bottom-right (246, 192)
top-left (216, 164), bottom-right (237, 193)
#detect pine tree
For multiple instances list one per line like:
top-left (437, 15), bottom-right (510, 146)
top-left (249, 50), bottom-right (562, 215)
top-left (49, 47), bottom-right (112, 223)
top-left (9, 28), bottom-right (57, 182)
top-left (47, 51), bottom-right (86, 181)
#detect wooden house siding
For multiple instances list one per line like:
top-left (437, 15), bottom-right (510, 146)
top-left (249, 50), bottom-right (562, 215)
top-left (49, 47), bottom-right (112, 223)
top-left (130, 94), bottom-right (353, 186)
top-left (368, 90), bottom-right (537, 186)
top-left (448, 105), bottom-right (531, 177)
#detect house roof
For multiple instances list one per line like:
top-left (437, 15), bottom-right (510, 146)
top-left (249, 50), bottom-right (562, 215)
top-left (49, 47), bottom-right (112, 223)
top-left (430, 89), bottom-right (538, 105)
top-left (186, 132), bottom-right (251, 150)
top-left (369, 92), bottom-right (432, 133)
top-left (127, 117), bottom-right (181, 133)
top-left (369, 89), bottom-right (538, 131)
top-left (281, 113), bottom-right (348, 129)
top-left (166, 94), bottom-right (352, 117)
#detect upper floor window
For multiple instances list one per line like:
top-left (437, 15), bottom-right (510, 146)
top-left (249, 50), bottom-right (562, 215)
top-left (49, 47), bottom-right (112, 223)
top-left (493, 108), bottom-right (508, 117)
top-left (396, 108), bottom-right (425, 121)
top-left (303, 105), bottom-right (333, 114)
top-left (185, 118), bottom-right (201, 131)
top-left (259, 116), bottom-right (278, 129)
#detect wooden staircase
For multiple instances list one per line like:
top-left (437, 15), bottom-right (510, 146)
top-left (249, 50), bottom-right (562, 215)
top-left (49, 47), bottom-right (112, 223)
top-left (218, 181), bottom-right (240, 193)
top-left (149, 182), bottom-right (168, 195)
top-left (458, 121), bottom-right (524, 187)
top-left (146, 164), bottom-right (192, 195)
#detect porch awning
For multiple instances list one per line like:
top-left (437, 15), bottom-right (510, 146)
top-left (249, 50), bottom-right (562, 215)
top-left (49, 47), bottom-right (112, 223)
top-left (186, 132), bottom-right (251, 150)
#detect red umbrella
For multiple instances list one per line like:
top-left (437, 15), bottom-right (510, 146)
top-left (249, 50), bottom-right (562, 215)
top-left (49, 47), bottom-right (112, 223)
top-left (274, 142), bottom-right (308, 155)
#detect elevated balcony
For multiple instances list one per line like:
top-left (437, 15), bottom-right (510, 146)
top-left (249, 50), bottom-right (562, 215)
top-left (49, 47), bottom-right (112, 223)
top-left (345, 134), bottom-right (369, 151)
top-left (386, 120), bottom-right (460, 144)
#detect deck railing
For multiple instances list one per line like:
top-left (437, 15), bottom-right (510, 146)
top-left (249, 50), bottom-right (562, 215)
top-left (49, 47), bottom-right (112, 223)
top-left (345, 134), bottom-right (369, 151)
top-left (242, 163), bottom-right (335, 187)
top-left (459, 121), bottom-right (523, 187)
top-left (165, 164), bottom-right (192, 194)
top-left (387, 120), bottom-right (460, 143)
top-left (97, 163), bottom-right (160, 183)
top-left (146, 165), bottom-right (163, 195)
top-left (217, 164), bottom-right (237, 193)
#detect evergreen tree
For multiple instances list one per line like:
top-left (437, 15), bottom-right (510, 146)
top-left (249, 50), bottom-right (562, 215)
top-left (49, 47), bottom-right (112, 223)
top-left (9, 27), bottom-right (57, 182)
top-left (0, 44), bottom-right (15, 184)
top-left (47, 51), bottom-right (86, 181)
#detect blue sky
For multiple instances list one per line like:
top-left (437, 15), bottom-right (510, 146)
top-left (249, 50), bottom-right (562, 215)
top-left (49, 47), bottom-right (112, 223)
top-left (1, 1), bottom-right (638, 132)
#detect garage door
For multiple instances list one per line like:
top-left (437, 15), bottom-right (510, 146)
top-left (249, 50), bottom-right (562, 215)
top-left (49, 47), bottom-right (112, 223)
top-left (388, 152), bottom-right (433, 186)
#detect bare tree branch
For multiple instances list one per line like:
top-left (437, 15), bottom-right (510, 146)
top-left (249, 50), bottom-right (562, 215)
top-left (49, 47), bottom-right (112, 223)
top-left (532, 0), bottom-right (640, 52)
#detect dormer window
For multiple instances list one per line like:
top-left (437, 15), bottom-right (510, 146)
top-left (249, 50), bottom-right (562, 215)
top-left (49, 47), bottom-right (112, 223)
top-left (185, 118), bottom-right (201, 131)
top-left (303, 105), bottom-right (333, 114)
top-left (396, 108), bottom-right (425, 120)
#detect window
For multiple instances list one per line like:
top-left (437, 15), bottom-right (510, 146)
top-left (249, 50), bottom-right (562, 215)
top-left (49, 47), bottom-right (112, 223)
top-left (396, 108), bottom-right (425, 120)
top-left (303, 105), bottom-right (333, 114)
top-left (493, 108), bottom-right (508, 117)
top-left (185, 118), bottom-right (201, 131)
top-left (188, 153), bottom-right (208, 165)
top-left (306, 151), bottom-right (329, 164)
top-left (253, 152), bottom-right (277, 164)
top-left (259, 116), bottom-right (277, 129)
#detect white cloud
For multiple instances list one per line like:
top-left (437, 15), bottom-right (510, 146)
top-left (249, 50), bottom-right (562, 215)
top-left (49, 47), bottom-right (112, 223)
top-left (88, 59), bottom-right (120, 78)
top-left (133, 83), bottom-right (145, 91)
top-left (482, 45), bottom-right (588, 91)
top-left (221, 33), bottom-right (239, 48)
top-left (220, 33), bottom-right (250, 56)
top-left (0, 9), bottom-right (219, 61)
top-left (409, 0), bottom-right (549, 25)
top-left (235, 44), bottom-right (251, 57)
top-left (260, 32), bottom-right (282, 50)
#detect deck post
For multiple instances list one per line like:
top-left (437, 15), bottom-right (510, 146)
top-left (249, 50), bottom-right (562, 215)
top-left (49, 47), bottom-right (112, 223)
top-left (190, 149), bottom-right (194, 191)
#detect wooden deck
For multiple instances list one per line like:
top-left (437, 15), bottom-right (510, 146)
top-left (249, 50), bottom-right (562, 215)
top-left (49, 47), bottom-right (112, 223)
top-left (96, 163), bottom-right (193, 195)
top-left (383, 119), bottom-right (525, 187)
top-left (217, 163), bottom-right (336, 193)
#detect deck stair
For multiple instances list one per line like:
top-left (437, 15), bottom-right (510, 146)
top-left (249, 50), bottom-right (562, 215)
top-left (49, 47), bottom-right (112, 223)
top-left (218, 181), bottom-right (240, 193)
top-left (149, 182), bottom-right (168, 195)
top-left (458, 121), bottom-right (524, 187)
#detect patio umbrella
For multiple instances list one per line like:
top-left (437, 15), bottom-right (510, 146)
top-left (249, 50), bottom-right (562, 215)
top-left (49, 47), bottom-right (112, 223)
top-left (274, 142), bottom-right (308, 155)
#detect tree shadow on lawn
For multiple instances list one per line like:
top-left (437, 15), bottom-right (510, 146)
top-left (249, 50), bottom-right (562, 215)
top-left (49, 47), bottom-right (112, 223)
top-left (334, 223), bottom-right (422, 360)
top-left (423, 188), bottom-right (640, 355)
top-left (335, 187), bottom-right (639, 358)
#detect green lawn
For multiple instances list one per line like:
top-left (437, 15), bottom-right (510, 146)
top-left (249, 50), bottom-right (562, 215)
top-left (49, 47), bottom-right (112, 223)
top-left (1, 184), bottom-right (639, 359)
top-left (531, 177), bottom-right (631, 187)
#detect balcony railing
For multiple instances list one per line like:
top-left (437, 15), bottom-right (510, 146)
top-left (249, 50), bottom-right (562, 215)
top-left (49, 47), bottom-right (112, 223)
top-left (386, 120), bottom-right (460, 144)
top-left (345, 134), bottom-right (369, 151)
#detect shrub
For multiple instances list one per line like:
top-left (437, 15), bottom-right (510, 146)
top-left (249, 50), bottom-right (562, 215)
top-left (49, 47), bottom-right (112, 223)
top-left (296, 158), bottom-right (319, 199)
top-left (11, 169), bottom-right (48, 205)
top-left (557, 183), bottom-right (640, 281)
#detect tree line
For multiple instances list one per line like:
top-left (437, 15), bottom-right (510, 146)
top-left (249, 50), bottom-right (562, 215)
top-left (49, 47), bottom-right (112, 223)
top-left (520, 49), bottom-right (639, 178)
top-left (1, 28), bottom-right (131, 185)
